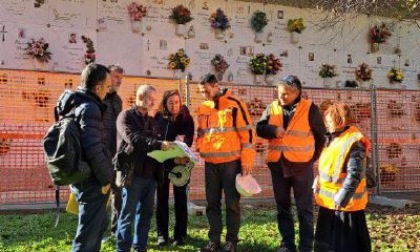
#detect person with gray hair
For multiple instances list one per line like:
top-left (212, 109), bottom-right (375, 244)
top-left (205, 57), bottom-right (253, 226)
top-left (115, 84), bottom-right (173, 252)
top-left (69, 63), bottom-right (113, 252)
top-left (103, 64), bottom-right (125, 239)
top-left (256, 75), bottom-right (326, 252)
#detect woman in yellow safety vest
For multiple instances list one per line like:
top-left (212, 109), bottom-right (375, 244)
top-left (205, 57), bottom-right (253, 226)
top-left (313, 102), bottom-right (371, 252)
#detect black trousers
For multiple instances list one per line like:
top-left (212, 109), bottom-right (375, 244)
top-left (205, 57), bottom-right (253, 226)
top-left (156, 169), bottom-right (188, 240)
top-left (270, 163), bottom-right (314, 252)
top-left (205, 160), bottom-right (241, 244)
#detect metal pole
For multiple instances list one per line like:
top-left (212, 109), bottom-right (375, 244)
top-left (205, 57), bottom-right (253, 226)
top-left (370, 83), bottom-right (380, 195)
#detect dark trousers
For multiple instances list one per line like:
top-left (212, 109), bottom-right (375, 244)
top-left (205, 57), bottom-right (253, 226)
top-left (156, 170), bottom-right (188, 240)
top-left (205, 160), bottom-right (241, 244)
top-left (71, 179), bottom-right (109, 252)
top-left (270, 164), bottom-right (314, 252)
top-left (110, 186), bottom-right (122, 235)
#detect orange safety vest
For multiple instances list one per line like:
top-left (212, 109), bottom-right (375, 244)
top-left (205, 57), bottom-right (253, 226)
top-left (266, 99), bottom-right (315, 163)
top-left (196, 90), bottom-right (255, 167)
top-left (314, 126), bottom-right (368, 211)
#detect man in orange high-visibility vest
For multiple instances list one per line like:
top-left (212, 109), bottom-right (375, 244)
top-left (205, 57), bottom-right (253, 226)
top-left (197, 74), bottom-right (256, 252)
top-left (257, 75), bottom-right (326, 252)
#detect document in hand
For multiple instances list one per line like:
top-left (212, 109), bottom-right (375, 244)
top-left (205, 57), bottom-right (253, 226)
top-left (147, 141), bottom-right (199, 163)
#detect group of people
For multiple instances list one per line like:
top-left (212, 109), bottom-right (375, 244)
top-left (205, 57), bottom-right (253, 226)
top-left (66, 63), bottom-right (371, 252)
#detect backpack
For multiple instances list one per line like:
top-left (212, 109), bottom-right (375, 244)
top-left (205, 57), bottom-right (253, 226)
top-left (43, 90), bottom-right (91, 186)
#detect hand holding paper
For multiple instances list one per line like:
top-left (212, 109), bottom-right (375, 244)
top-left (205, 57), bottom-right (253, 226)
top-left (148, 141), bottom-right (199, 163)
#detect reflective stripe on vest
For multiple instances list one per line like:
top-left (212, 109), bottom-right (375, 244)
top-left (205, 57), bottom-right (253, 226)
top-left (200, 150), bottom-right (241, 158)
top-left (198, 127), bottom-right (236, 135)
top-left (315, 186), bottom-right (367, 200)
top-left (241, 143), bottom-right (253, 149)
top-left (319, 170), bottom-right (366, 184)
top-left (237, 125), bottom-right (253, 132)
top-left (268, 145), bottom-right (315, 152)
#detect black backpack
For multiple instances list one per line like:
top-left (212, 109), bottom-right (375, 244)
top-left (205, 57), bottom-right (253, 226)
top-left (43, 90), bottom-right (91, 186)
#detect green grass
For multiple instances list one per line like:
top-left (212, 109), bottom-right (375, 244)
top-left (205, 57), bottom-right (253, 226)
top-left (0, 203), bottom-right (419, 252)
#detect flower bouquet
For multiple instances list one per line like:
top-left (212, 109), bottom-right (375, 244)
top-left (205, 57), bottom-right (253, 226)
top-left (287, 18), bottom-right (305, 44)
top-left (26, 38), bottom-right (52, 64)
top-left (34, 88), bottom-right (50, 107)
top-left (387, 100), bottom-right (405, 118)
top-left (319, 64), bottom-right (338, 87)
top-left (415, 101), bottom-right (420, 122)
top-left (350, 103), bottom-right (371, 123)
top-left (249, 53), bottom-right (267, 84)
top-left (211, 54), bottom-right (229, 77)
top-left (82, 35), bottom-right (95, 65)
top-left (386, 142), bottom-right (402, 159)
top-left (319, 64), bottom-right (338, 78)
top-left (266, 54), bottom-right (282, 84)
top-left (168, 48), bottom-right (190, 72)
top-left (380, 163), bottom-right (397, 184)
top-left (209, 8), bottom-right (230, 39)
top-left (355, 62), bottom-right (372, 82)
top-left (266, 54), bottom-right (282, 75)
top-left (170, 5), bottom-right (193, 24)
top-left (387, 67), bottom-right (403, 83)
top-left (369, 23), bottom-right (391, 53)
top-left (170, 5), bottom-right (193, 36)
top-left (287, 18), bottom-right (305, 33)
top-left (127, 2), bottom-right (147, 33)
top-left (251, 10), bottom-right (268, 42)
top-left (0, 138), bottom-right (12, 156)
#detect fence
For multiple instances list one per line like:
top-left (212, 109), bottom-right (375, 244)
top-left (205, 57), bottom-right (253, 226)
top-left (0, 69), bottom-right (419, 207)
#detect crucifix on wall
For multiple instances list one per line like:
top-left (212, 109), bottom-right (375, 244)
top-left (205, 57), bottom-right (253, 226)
top-left (1, 26), bottom-right (8, 42)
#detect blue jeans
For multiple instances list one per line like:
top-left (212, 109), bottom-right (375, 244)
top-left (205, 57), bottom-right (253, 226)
top-left (116, 176), bottom-right (156, 252)
top-left (269, 163), bottom-right (314, 252)
top-left (71, 178), bottom-right (109, 252)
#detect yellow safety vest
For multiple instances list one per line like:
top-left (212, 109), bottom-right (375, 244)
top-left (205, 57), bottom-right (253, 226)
top-left (315, 126), bottom-right (368, 211)
top-left (266, 99), bottom-right (315, 163)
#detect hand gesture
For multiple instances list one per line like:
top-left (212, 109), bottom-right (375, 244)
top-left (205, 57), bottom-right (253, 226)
top-left (275, 127), bottom-right (285, 138)
top-left (241, 165), bottom-right (252, 176)
top-left (175, 156), bottom-right (190, 165)
top-left (161, 141), bottom-right (175, 151)
top-left (101, 184), bottom-right (111, 195)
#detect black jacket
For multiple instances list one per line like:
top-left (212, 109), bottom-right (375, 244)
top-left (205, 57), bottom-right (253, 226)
top-left (158, 105), bottom-right (195, 169)
top-left (61, 88), bottom-right (113, 186)
top-left (256, 97), bottom-right (326, 176)
top-left (103, 92), bottom-right (123, 157)
top-left (116, 106), bottom-right (163, 181)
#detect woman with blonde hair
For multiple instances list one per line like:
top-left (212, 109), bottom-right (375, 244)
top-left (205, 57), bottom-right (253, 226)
top-left (314, 102), bottom-right (371, 252)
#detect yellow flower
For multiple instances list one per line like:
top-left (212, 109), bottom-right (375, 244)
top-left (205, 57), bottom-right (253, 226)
top-left (169, 62), bottom-right (176, 69)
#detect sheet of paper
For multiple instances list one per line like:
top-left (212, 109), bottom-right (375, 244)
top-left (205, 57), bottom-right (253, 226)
top-left (147, 141), bottom-right (199, 163)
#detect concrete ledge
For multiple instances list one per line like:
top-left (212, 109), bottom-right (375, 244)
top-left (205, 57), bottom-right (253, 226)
top-left (369, 195), bottom-right (415, 209)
